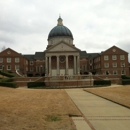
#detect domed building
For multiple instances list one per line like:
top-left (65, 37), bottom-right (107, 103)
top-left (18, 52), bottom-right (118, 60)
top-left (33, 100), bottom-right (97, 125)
top-left (0, 16), bottom-right (129, 87)
top-left (45, 16), bottom-right (81, 76)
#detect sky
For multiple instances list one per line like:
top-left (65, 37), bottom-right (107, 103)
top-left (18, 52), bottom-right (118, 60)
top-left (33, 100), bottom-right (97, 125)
top-left (0, 0), bottom-right (130, 58)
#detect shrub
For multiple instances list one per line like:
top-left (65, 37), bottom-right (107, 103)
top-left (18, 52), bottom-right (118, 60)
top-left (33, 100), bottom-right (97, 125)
top-left (94, 80), bottom-right (111, 86)
top-left (1, 78), bottom-right (14, 82)
top-left (121, 75), bottom-right (130, 79)
top-left (0, 71), bottom-right (14, 77)
top-left (27, 82), bottom-right (46, 88)
top-left (121, 79), bottom-right (130, 85)
top-left (0, 82), bottom-right (18, 88)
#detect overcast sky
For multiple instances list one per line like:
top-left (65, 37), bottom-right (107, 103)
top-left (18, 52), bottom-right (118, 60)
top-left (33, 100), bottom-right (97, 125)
top-left (0, 0), bottom-right (130, 58)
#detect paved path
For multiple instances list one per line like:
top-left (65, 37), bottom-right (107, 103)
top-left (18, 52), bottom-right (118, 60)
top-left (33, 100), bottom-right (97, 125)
top-left (65, 89), bottom-right (130, 130)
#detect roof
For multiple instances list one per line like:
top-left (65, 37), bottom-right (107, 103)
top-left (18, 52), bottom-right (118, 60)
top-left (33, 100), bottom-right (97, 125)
top-left (48, 17), bottom-right (73, 39)
top-left (34, 52), bottom-right (45, 60)
top-left (23, 55), bottom-right (35, 60)
top-left (87, 53), bottom-right (100, 59)
top-left (101, 45), bottom-right (128, 54)
top-left (80, 51), bottom-right (87, 58)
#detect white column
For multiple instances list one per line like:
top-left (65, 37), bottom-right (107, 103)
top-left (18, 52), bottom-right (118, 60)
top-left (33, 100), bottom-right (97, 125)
top-left (74, 55), bottom-right (76, 75)
top-left (66, 55), bottom-right (68, 75)
top-left (45, 56), bottom-right (48, 75)
top-left (49, 56), bottom-right (51, 76)
top-left (57, 55), bottom-right (59, 75)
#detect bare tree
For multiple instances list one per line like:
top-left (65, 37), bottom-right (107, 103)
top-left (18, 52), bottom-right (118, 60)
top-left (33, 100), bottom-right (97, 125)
top-left (1, 46), bottom-right (6, 52)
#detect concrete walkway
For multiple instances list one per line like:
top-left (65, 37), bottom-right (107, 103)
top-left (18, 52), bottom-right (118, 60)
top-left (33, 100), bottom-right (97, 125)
top-left (65, 89), bottom-right (130, 130)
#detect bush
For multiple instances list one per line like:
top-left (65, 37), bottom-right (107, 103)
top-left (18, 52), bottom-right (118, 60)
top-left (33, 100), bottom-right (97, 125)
top-left (121, 75), bottom-right (130, 79)
top-left (1, 78), bottom-right (14, 82)
top-left (121, 79), bottom-right (130, 85)
top-left (94, 80), bottom-right (111, 86)
top-left (0, 82), bottom-right (18, 88)
top-left (27, 82), bottom-right (46, 88)
top-left (0, 71), bottom-right (14, 77)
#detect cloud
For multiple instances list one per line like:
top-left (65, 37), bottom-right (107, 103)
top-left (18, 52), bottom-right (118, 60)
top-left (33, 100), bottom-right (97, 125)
top-left (0, 0), bottom-right (129, 57)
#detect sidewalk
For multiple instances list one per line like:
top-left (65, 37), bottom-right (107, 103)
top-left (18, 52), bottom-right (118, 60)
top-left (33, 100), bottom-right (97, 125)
top-left (65, 88), bottom-right (130, 130)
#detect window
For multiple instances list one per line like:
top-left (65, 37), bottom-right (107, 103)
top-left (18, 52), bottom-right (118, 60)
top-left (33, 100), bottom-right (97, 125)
top-left (0, 58), bottom-right (3, 63)
top-left (30, 61), bottom-right (33, 65)
top-left (15, 65), bottom-right (19, 70)
top-left (7, 65), bottom-right (11, 70)
top-left (15, 58), bottom-right (20, 63)
top-left (36, 66), bottom-right (39, 72)
top-left (7, 58), bottom-right (11, 63)
top-left (112, 55), bottom-right (117, 60)
top-left (0, 65), bottom-right (2, 70)
top-left (113, 62), bottom-right (117, 67)
top-left (90, 66), bottom-right (93, 69)
top-left (83, 65), bottom-right (86, 71)
top-left (104, 63), bottom-right (109, 68)
top-left (106, 71), bottom-right (109, 75)
top-left (120, 55), bottom-right (125, 60)
top-left (104, 55), bottom-right (109, 60)
top-left (121, 62), bottom-right (125, 67)
top-left (121, 70), bottom-right (125, 75)
top-left (113, 70), bottom-right (117, 75)
top-left (89, 60), bottom-right (92, 64)
top-left (30, 68), bottom-right (33, 72)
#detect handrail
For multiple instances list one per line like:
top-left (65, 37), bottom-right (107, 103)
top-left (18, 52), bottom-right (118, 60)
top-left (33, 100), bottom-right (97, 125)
top-left (16, 69), bottom-right (23, 77)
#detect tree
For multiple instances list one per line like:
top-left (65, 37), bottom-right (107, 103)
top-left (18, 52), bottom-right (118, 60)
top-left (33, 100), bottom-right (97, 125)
top-left (1, 46), bottom-right (6, 52)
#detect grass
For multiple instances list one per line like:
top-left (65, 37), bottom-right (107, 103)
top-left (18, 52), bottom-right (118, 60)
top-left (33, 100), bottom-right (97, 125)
top-left (0, 87), bottom-right (81, 130)
top-left (45, 115), bottom-right (61, 122)
top-left (84, 85), bottom-right (130, 108)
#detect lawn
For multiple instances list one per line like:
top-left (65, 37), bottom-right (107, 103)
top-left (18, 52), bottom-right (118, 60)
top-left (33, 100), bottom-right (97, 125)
top-left (0, 87), bottom-right (81, 130)
top-left (84, 85), bottom-right (130, 108)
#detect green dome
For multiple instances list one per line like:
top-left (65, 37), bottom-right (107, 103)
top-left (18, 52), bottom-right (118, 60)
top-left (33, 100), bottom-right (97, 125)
top-left (48, 17), bottom-right (73, 39)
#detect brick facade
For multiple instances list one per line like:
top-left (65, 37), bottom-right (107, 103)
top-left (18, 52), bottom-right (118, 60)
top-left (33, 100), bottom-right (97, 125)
top-left (0, 45), bottom-right (129, 77)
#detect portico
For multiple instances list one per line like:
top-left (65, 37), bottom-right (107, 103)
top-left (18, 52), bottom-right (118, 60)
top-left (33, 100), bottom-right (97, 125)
top-left (45, 54), bottom-right (80, 76)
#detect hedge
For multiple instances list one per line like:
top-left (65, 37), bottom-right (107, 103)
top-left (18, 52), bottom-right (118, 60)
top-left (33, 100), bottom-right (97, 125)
top-left (0, 71), bottom-right (14, 77)
top-left (27, 82), bottom-right (46, 88)
top-left (94, 80), bottom-right (111, 86)
top-left (121, 79), bottom-right (130, 85)
top-left (0, 82), bottom-right (18, 88)
top-left (121, 75), bottom-right (130, 79)
top-left (1, 78), bottom-right (14, 82)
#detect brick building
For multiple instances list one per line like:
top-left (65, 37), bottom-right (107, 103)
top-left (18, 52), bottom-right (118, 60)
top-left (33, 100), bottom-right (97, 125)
top-left (0, 17), bottom-right (129, 76)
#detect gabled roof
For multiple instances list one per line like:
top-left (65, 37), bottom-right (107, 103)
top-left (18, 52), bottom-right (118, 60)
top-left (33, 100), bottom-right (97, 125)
top-left (0, 48), bottom-right (23, 56)
top-left (34, 52), bottom-right (45, 60)
top-left (23, 55), bottom-right (35, 60)
top-left (101, 45), bottom-right (128, 54)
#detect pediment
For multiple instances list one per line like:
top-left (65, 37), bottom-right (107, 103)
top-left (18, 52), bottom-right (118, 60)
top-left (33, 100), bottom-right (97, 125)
top-left (46, 42), bottom-right (80, 52)
top-left (102, 45), bottom-right (128, 55)
top-left (0, 48), bottom-right (22, 56)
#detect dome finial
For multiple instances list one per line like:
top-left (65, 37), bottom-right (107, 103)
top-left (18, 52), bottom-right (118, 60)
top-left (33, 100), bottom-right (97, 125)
top-left (57, 15), bottom-right (63, 26)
